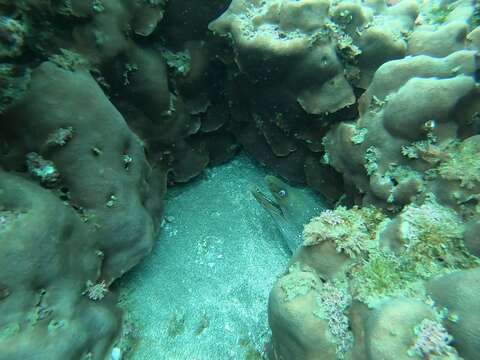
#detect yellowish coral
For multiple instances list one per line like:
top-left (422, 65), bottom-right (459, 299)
top-left (303, 206), bottom-right (385, 258)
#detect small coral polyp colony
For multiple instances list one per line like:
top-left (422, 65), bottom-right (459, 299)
top-left (0, 0), bottom-right (479, 359)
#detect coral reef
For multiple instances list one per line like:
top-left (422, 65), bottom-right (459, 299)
top-left (208, 0), bottom-right (424, 195)
top-left (323, 50), bottom-right (480, 211)
top-left (2, 61), bottom-right (164, 282)
top-left (0, 0), bottom-right (479, 358)
top-left (269, 200), bottom-right (479, 359)
top-left (262, 8), bottom-right (480, 344)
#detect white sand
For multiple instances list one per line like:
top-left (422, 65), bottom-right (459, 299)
top-left (118, 153), bottom-right (290, 360)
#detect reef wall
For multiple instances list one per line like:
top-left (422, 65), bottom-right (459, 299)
top-left (0, 0), bottom-right (479, 359)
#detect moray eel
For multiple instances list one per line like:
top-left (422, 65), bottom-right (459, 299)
top-left (251, 175), bottom-right (328, 253)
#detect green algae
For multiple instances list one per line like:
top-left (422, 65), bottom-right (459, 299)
top-left (302, 195), bottom-right (480, 309)
top-left (351, 249), bottom-right (420, 307)
top-left (350, 197), bottom-right (480, 307)
top-left (424, 3), bottom-right (456, 25)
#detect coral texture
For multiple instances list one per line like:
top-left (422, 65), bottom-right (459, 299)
top-left (0, 172), bottom-right (121, 359)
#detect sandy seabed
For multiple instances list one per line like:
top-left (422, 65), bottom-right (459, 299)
top-left (118, 153), bottom-right (290, 360)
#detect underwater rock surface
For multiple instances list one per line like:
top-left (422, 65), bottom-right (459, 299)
top-left (118, 154), bottom-right (290, 360)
